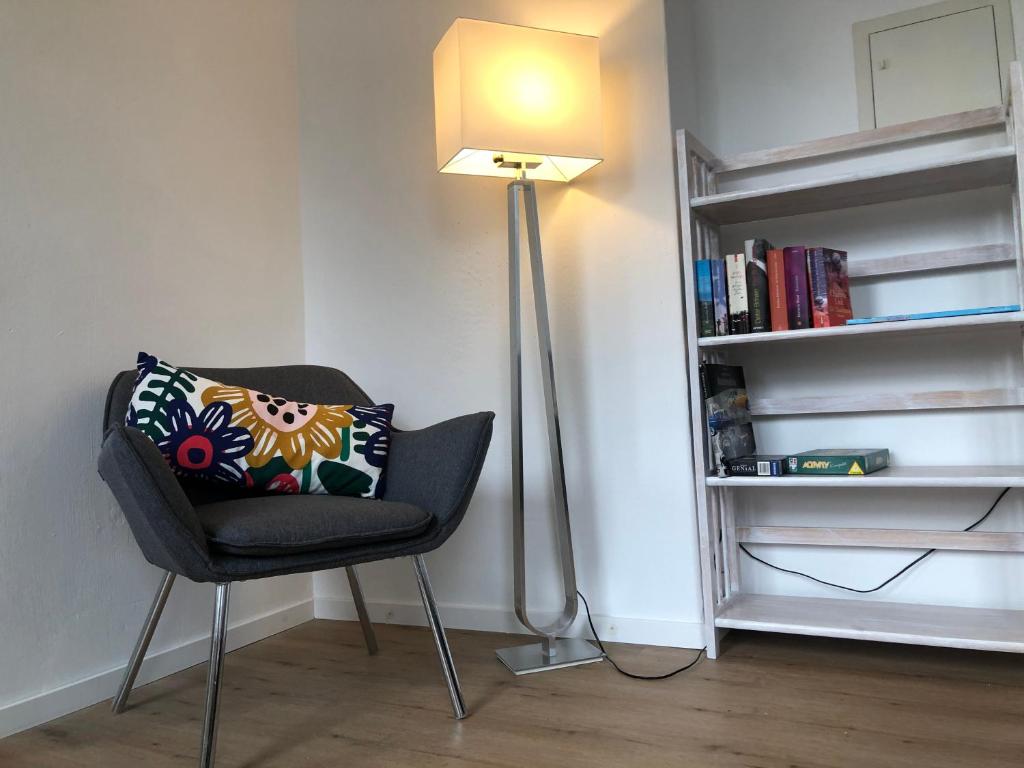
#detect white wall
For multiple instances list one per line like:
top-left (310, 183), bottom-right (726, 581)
top-left (664, 0), bottom-right (700, 143)
top-left (298, 0), bottom-right (703, 647)
top-left (0, 0), bottom-right (312, 736)
top-left (687, 0), bottom-right (946, 154)
top-left (666, 0), bottom-right (1024, 609)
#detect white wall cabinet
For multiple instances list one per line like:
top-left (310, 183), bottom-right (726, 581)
top-left (854, 0), bottom-right (1014, 129)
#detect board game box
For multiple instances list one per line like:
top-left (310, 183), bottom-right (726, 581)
top-left (787, 449), bottom-right (889, 475)
top-left (724, 455), bottom-right (786, 477)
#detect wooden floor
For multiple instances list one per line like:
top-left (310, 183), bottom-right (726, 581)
top-left (2, 621), bottom-right (1022, 767)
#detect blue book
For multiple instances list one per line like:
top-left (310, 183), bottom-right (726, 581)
top-left (710, 258), bottom-right (729, 336)
top-left (696, 260), bottom-right (714, 337)
top-left (846, 305), bottom-right (1021, 326)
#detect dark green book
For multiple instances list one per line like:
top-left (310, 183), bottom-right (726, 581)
top-left (744, 238), bottom-right (772, 332)
top-left (786, 449), bottom-right (889, 475)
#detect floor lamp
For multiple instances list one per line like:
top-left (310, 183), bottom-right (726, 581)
top-left (433, 19), bottom-right (605, 674)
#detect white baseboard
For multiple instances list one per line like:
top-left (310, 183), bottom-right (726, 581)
top-left (0, 598), bottom-right (314, 740)
top-left (313, 595), bottom-right (704, 649)
top-left (1, 595), bottom-right (702, 740)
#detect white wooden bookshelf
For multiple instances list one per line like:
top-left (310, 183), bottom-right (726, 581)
top-left (705, 465), bottom-right (1024, 488)
top-left (691, 146), bottom-right (1016, 225)
top-left (716, 594), bottom-right (1024, 654)
top-left (675, 64), bottom-right (1024, 660)
top-left (697, 309), bottom-right (1024, 348)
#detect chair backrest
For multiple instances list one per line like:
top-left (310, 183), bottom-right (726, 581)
top-left (103, 364), bottom-right (375, 505)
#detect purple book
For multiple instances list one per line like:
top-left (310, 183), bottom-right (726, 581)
top-left (783, 246), bottom-right (810, 330)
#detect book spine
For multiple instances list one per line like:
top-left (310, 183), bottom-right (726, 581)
top-left (710, 258), bottom-right (729, 335)
top-left (824, 248), bottom-right (853, 326)
top-left (807, 247), bottom-right (829, 329)
top-left (783, 246), bottom-right (810, 330)
top-left (745, 239), bottom-right (771, 332)
top-left (767, 248), bottom-right (788, 332)
top-left (698, 363), bottom-right (716, 472)
top-left (725, 253), bottom-right (749, 334)
top-left (696, 260), bottom-right (714, 337)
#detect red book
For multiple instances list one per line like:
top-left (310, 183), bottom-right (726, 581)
top-left (806, 247), bottom-right (853, 327)
top-left (766, 248), bottom-right (788, 332)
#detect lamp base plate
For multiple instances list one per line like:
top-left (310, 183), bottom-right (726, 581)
top-left (495, 638), bottom-right (604, 675)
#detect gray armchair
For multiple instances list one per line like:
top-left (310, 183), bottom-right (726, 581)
top-left (98, 364), bottom-right (494, 768)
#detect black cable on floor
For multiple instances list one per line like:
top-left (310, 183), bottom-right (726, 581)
top-left (577, 590), bottom-right (705, 680)
top-left (738, 487), bottom-right (1012, 594)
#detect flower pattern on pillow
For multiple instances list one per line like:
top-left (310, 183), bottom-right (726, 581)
top-left (200, 384), bottom-right (355, 470)
top-left (156, 400), bottom-right (254, 485)
top-left (126, 353), bottom-right (393, 498)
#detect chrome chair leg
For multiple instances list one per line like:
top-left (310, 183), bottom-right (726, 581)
top-left (199, 583), bottom-right (231, 768)
top-left (345, 566), bottom-right (378, 655)
top-left (112, 570), bottom-right (176, 713)
top-left (411, 555), bottom-right (466, 720)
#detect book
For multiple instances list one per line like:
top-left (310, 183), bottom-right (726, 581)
top-left (724, 455), bottom-right (786, 477)
top-left (710, 258), bottom-right (729, 336)
top-left (807, 247), bottom-right (853, 328)
top-left (699, 363), bottom-right (756, 475)
top-left (696, 260), bottom-right (714, 337)
top-left (725, 253), bottom-right (750, 334)
top-left (823, 248), bottom-right (853, 327)
top-left (767, 248), bottom-right (788, 332)
top-left (744, 238), bottom-right (772, 332)
top-left (786, 449), bottom-right (890, 475)
top-left (846, 305), bottom-right (1021, 325)
top-left (783, 246), bottom-right (810, 329)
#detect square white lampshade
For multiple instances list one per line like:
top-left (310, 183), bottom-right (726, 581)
top-left (433, 18), bottom-right (602, 183)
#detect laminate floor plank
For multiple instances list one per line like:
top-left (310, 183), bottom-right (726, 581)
top-left (1, 620), bottom-right (1021, 767)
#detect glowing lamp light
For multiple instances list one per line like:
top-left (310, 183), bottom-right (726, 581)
top-left (433, 18), bottom-right (603, 182)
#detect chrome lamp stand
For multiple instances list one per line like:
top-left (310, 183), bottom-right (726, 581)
top-left (495, 173), bottom-right (603, 675)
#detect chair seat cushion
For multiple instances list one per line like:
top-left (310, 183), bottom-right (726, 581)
top-left (197, 495), bottom-right (433, 556)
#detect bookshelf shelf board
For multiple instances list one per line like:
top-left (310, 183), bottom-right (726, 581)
top-left (705, 465), bottom-right (1024, 488)
top-left (696, 310), bottom-right (1024, 348)
top-left (690, 146), bottom-right (1016, 225)
top-left (714, 593), bottom-right (1024, 653)
top-left (847, 243), bottom-right (1014, 279)
top-left (710, 105), bottom-right (1007, 174)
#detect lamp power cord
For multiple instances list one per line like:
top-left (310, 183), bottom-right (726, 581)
top-left (738, 487), bottom-right (1012, 593)
top-left (572, 489), bottom-right (1011, 679)
top-left (577, 590), bottom-right (705, 680)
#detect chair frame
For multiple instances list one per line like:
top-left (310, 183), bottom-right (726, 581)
top-left (111, 559), bottom-right (464, 768)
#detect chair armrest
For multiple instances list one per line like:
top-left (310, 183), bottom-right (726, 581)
top-left (98, 425), bottom-right (213, 580)
top-left (382, 412), bottom-right (495, 531)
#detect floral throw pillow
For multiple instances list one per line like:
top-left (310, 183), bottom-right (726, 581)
top-left (125, 353), bottom-right (393, 498)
